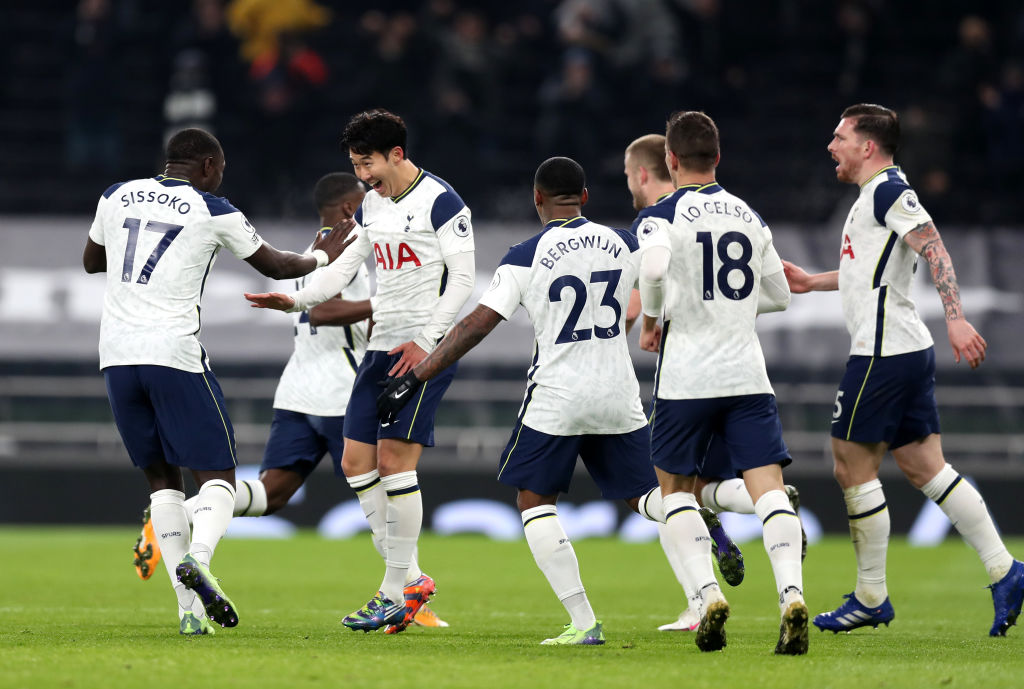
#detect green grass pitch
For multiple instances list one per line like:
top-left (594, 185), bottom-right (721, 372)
top-left (1, 528), bottom-right (1021, 689)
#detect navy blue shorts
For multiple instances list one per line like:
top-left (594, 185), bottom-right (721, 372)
top-left (261, 408), bottom-right (345, 477)
top-left (104, 365), bottom-right (237, 471)
top-left (650, 394), bottom-right (791, 476)
top-left (831, 347), bottom-right (941, 449)
top-left (698, 435), bottom-right (737, 481)
top-left (497, 424), bottom-right (657, 499)
top-left (343, 350), bottom-right (457, 447)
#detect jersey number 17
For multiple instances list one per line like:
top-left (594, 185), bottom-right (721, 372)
top-left (119, 217), bottom-right (184, 284)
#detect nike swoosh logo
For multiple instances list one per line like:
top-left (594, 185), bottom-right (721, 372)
top-left (362, 221), bottom-right (376, 227)
top-left (831, 419), bottom-right (840, 424)
top-left (391, 390), bottom-right (403, 399)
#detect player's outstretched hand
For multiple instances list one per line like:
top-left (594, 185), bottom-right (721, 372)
top-left (782, 260), bottom-right (813, 293)
top-left (387, 341), bottom-right (427, 376)
top-left (314, 218), bottom-right (358, 263)
top-left (948, 319), bottom-right (987, 369)
top-left (377, 372), bottom-right (423, 425)
top-left (244, 292), bottom-right (296, 311)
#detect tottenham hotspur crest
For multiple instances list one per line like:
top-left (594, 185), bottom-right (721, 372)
top-left (404, 213), bottom-right (414, 232)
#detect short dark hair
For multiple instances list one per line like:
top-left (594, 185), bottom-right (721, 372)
top-left (341, 109), bottom-right (407, 157)
top-left (166, 128), bottom-right (222, 163)
top-left (626, 134), bottom-right (671, 182)
top-left (665, 111), bottom-right (719, 173)
top-left (841, 103), bottom-right (900, 156)
top-left (313, 172), bottom-right (364, 211)
top-left (534, 157), bottom-right (586, 198)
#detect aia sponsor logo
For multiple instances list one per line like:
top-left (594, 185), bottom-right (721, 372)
top-left (840, 234), bottom-right (855, 260)
top-left (374, 242), bottom-right (422, 270)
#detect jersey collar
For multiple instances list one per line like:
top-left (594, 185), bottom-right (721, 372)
top-left (154, 175), bottom-right (192, 187)
top-left (390, 168), bottom-right (425, 202)
top-left (676, 182), bottom-right (722, 195)
top-left (860, 165), bottom-right (900, 188)
top-left (544, 216), bottom-right (587, 230)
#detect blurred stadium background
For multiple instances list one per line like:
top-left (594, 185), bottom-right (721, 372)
top-left (1, 0), bottom-right (1022, 535)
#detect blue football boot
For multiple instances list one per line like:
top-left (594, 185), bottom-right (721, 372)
top-left (989, 559), bottom-right (1024, 637)
top-left (813, 592), bottom-right (894, 633)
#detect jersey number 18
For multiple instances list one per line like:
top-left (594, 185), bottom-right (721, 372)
top-left (696, 231), bottom-right (754, 301)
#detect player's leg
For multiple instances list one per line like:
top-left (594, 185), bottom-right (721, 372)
top-left (104, 365), bottom-right (213, 633)
top-left (743, 463), bottom-right (807, 655)
top-left (649, 398), bottom-right (729, 651)
top-left (695, 441), bottom-right (746, 584)
top-left (350, 354), bottom-right (457, 633)
top-left (498, 426), bottom-right (602, 644)
top-left (146, 365), bottom-right (241, 628)
top-left (815, 354), bottom-right (903, 632)
top-left (892, 434), bottom-right (1023, 636)
top-left (521, 490), bottom-right (603, 645)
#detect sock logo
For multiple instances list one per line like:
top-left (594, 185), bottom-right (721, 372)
top-left (195, 506), bottom-right (213, 512)
top-left (558, 538), bottom-right (570, 545)
top-left (769, 542), bottom-right (791, 552)
top-left (160, 531), bottom-right (182, 538)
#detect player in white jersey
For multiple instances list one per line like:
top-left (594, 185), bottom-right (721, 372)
top-left (245, 109), bottom-right (475, 633)
top-left (625, 134), bottom-right (805, 632)
top-left (129, 172), bottom-right (451, 629)
top-left (635, 112), bottom-right (807, 655)
top-left (783, 103), bottom-right (1023, 637)
top-left (377, 157), bottom-right (672, 645)
top-left (83, 128), bottom-right (353, 635)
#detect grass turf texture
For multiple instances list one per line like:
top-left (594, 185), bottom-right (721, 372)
top-left (1, 529), bottom-right (1021, 689)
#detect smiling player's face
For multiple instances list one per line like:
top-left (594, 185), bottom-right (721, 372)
top-left (350, 149), bottom-right (400, 197)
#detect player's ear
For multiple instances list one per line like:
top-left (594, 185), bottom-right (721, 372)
top-left (389, 146), bottom-right (405, 164)
top-left (580, 188), bottom-right (589, 206)
top-left (534, 187), bottom-right (543, 207)
top-left (714, 152), bottom-right (721, 168)
top-left (639, 167), bottom-right (648, 185)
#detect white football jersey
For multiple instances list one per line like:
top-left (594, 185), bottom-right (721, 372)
top-left (291, 169), bottom-right (474, 352)
top-left (634, 183), bottom-right (781, 399)
top-left (88, 175), bottom-right (263, 372)
top-left (479, 217), bottom-right (648, 436)
top-left (837, 166), bottom-right (934, 357)
top-left (272, 231), bottom-right (370, 416)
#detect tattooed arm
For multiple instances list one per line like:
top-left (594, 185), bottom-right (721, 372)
top-left (903, 221), bottom-right (987, 368)
top-left (413, 305), bottom-right (505, 381)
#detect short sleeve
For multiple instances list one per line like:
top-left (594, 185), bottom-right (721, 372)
top-left (432, 190), bottom-right (474, 256)
top-left (88, 195), bottom-right (107, 245)
top-left (634, 215), bottom-right (672, 252)
top-left (876, 182), bottom-right (932, 238)
top-left (478, 264), bottom-right (526, 320)
top-left (210, 211), bottom-right (264, 260)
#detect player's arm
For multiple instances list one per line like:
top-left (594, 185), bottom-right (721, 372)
top-left (83, 238), bottom-right (106, 274)
top-left (245, 226), bottom-right (370, 312)
top-left (387, 200), bottom-right (476, 376)
top-left (308, 296), bottom-right (372, 327)
top-left (244, 220), bottom-right (357, 280)
top-left (756, 240), bottom-right (790, 314)
top-left (377, 305), bottom-right (503, 423)
top-left (902, 220), bottom-right (987, 368)
top-left (781, 261), bottom-right (839, 292)
top-left (625, 289), bottom-right (642, 334)
top-left (637, 244), bottom-right (670, 352)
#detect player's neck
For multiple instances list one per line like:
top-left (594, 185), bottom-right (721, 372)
top-left (540, 205), bottom-right (582, 225)
top-left (645, 183), bottom-right (676, 206)
top-left (162, 164), bottom-right (195, 184)
top-left (389, 160), bottom-right (421, 198)
top-left (856, 159), bottom-right (897, 187)
top-left (672, 172), bottom-right (716, 187)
